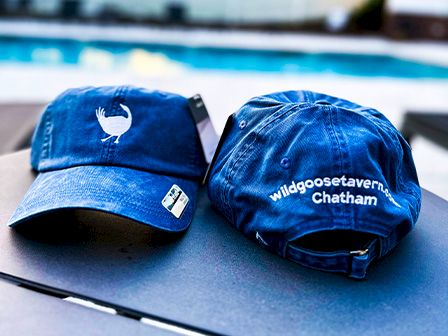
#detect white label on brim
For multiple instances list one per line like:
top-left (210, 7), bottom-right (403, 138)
top-left (162, 184), bottom-right (189, 218)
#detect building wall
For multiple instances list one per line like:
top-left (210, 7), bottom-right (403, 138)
top-left (385, 0), bottom-right (448, 40)
top-left (386, 0), bottom-right (448, 18)
top-left (23, 0), bottom-right (366, 24)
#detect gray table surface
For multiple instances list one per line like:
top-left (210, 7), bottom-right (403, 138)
top-left (0, 103), bottom-right (44, 155)
top-left (0, 150), bottom-right (447, 336)
top-left (0, 279), bottom-right (174, 336)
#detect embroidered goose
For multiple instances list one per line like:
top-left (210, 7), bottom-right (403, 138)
top-left (96, 104), bottom-right (132, 144)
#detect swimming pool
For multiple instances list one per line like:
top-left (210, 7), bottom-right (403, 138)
top-left (1, 36), bottom-right (448, 79)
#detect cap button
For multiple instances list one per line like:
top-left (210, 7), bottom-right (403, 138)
top-left (239, 120), bottom-right (247, 129)
top-left (280, 157), bottom-right (290, 169)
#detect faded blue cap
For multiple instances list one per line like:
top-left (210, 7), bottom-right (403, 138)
top-left (8, 86), bottom-right (207, 231)
top-left (207, 90), bottom-right (421, 279)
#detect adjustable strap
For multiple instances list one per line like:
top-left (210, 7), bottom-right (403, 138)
top-left (285, 238), bottom-right (380, 279)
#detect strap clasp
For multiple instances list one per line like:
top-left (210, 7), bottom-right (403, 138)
top-left (350, 248), bottom-right (369, 256)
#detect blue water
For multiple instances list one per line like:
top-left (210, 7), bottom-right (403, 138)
top-left (1, 36), bottom-right (448, 78)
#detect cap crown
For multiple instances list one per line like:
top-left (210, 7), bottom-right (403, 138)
top-left (31, 86), bottom-right (207, 180)
top-left (208, 91), bottom-right (421, 258)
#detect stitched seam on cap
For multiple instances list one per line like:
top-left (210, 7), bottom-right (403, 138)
top-left (328, 106), bottom-right (343, 175)
top-left (223, 104), bottom-right (302, 224)
top-left (333, 106), bottom-right (355, 227)
top-left (223, 104), bottom-right (298, 190)
top-left (303, 90), bottom-right (313, 101)
top-left (387, 129), bottom-right (421, 221)
top-left (40, 105), bottom-right (53, 164)
top-left (395, 132), bottom-right (420, 199)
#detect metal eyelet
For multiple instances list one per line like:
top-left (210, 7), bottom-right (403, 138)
top-left (280, 157), bottom-right (290, 169)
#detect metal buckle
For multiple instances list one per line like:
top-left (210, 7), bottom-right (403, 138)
top-left (350, 248), bottom-right (369, 256)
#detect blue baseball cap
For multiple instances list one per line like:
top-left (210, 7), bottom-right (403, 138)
top-left (207, 90), bottom-right (421, 279)
top-left (8, 86), bottom-right (207, 232)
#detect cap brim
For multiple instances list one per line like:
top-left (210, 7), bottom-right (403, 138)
top-left (7, 165), bottom-right (198, 232)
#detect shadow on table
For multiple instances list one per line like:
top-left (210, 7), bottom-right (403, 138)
top-left (12, 210), bottom-right (185, 258)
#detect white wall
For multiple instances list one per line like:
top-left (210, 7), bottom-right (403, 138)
top-left (386, 0), bottom-right (448, 17)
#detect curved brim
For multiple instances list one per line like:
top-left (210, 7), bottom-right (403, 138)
top-left (8, 165), bottom-right (199, 232)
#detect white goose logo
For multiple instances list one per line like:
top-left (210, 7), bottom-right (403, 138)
top-left (96, 104), bottom-right (132, 144)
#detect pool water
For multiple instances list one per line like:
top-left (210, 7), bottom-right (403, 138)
top-left (1, 36), bottom-right (448, 78)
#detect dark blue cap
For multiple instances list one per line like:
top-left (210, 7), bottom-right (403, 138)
top-left (8, 86), bottom-right (207, 231)
top-left (207, 90), bottom-right (421, 279)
